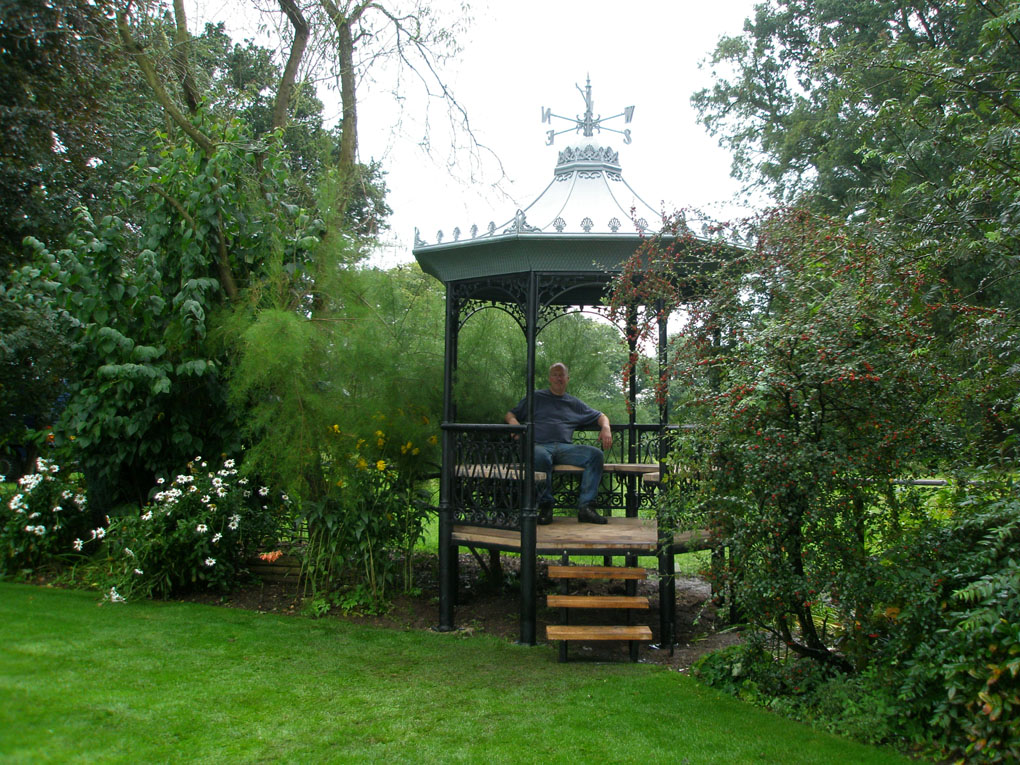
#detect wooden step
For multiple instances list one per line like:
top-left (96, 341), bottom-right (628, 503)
top-left (547, 565), bottom-right (646, 581)
top-left (547, 594), bottom-right (649, 610)
top-left (546, 625), bottom-right (653, 642)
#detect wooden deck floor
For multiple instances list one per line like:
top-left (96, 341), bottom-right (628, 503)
top-left (451, 516), bottom-right (713, 556)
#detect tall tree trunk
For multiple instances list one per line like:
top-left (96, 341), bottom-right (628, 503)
top-left (319, 1), bottom-right (371, 186)
top-left (171, 0), bottom-right (201, 114)
top-left (273, 0), bottom-right (309, 131)
top-left (115, 10), bottom-right (214, 156)
top-left (337, 17), bottom-right (357, 176)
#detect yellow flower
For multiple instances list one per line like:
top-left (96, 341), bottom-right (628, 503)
top-left (421, 415), bottom-right (430, 425)
top-left (377, 438), bottom-right (385, 448)
top-left (356, 438), bottom-right (365, 449)
top-left (412, 448), bottom-right (420, 456)
top-left (376, 460), bottom-right (387, 471)
top-left (375, 430), bottom-right (384, 437)
top-left (356, 458), bottom-right (368, 470)
top-left (428, 435), bottom-right (438, 445)
top-left (336, 479), bottom-right (346, 488)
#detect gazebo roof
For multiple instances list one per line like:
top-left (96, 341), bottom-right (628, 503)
top-left (412, 141), bottom-right (665, 287)
top-left (413, 81), bottom-right (668, 288)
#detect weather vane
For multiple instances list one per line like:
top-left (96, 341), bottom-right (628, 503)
top-left (541, 76), bottom-right (634, 146)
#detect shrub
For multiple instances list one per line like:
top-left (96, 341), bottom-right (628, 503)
top-left (878, 486), bottom-right (1020, 762)
top-left (300, 419), bottom-right (435, 613)
top-left (90, 456), bottom-right (288, 601)
top-left (695, 483), bottom-right (1020, 761)
top-left (697, 642), bottom-right (904, 746)
top-left (1, 458), bottom-right (92, 576)
top-left (613, 209), bottom-right (974, 671)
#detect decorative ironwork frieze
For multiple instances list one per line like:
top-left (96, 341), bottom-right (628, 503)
top-left (503, 210), bottom-right (541, 235)
top-left (556, 145), bottom-right (621, 166)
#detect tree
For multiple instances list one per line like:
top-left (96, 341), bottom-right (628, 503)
top-left (611, 208), bottom-right (986, 669)
top-left (693, 0), bottom-right (1020, 448)
top-left (692, 1), bottom-right (1020, 273)
top-left (8, 122), bottom-right (324, 507)
top-left (692, 0), bottom-right (989, 209)
top-left (0, 0), bottom-right (119, 271)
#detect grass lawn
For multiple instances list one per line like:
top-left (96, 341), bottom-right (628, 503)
top-left (0, 583), bottom-right (912, 764)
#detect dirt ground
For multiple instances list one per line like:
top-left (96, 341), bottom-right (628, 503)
top-left (182, 553), bottom-right (743, 670)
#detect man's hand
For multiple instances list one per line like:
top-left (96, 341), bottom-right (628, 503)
top-left (505, 412), bottom-right (521, 440)
top-left (599, 425), bottom-right (613, 450)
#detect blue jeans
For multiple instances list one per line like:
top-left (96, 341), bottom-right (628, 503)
top-left (534, 442), bottom-right (604, 509)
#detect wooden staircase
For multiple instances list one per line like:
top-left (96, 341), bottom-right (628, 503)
top-left (545, 564), bottom-right (653, 662)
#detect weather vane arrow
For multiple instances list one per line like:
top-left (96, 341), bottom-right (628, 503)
top-left (541, 76), bottom-right (634, 145)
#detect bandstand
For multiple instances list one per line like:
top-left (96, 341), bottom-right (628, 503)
top-left (413, 81), bottom-right (720, 655)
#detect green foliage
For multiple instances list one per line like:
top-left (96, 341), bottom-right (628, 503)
top-left (301, 419), bottom-right (435, 612)
top-left (0, 458), bottom-right (91, 575)
top-left (86, 455), bottom-right (288, 601)
top-left (0, 0), bottom-right (119, 270)
top-left (696, 484), bottom-right (1020, 761)
top-left (692, 0), bottom-right (1020, 324)
top-left (221, 262), bottom-right (445, 609)
top-left (221, 263), bottom-right (442, 499)
top-left (453, 308), bottom-right (647, 425)
top-left (692, 0), bottom-right (988, 207)
top-left (614, 208), bottom-right (979, 669)
top-left (0, 288), bottom-right (72, 476)
top-left (695, 641), bottom-right (903, 747)
top-left (8, 119), bottom-right (324, 509)
top-left (875, 486), bottom-right (1020, 762)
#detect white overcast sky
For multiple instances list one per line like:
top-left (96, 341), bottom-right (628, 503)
top-left (187, 0), bottom-right (762, 265)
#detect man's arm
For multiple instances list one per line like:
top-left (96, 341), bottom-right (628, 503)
top-left (597, 413), bottom-right (612, 450)
top-left (505, 411), bottom-right (526, 440)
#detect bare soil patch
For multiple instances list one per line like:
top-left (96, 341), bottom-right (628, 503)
top-left (181, 553), bottom-right (742, 670)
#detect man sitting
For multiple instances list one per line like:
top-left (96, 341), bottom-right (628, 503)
top-left (505, 362), bottom-right (612, 525)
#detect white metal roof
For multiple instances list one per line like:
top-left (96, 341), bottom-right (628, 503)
top-left (414, 138), bottom-right (663, 249)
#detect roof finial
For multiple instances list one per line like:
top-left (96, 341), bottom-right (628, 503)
top-left (542, 78), bottom-right (635, 146)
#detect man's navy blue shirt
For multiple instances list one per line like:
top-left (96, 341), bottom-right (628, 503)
top-left (510, 389), bottom-right (603, 444)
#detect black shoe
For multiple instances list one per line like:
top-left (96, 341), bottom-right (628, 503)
top-left (538, 500), bottom-right (554, 525)
top-left (577, 506), bottom-right (607, 525)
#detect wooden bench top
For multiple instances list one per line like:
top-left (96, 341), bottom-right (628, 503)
top-left (550, 462), bottom-right (659, 475)
top-left (455, 463), bottom-right (659, 480)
